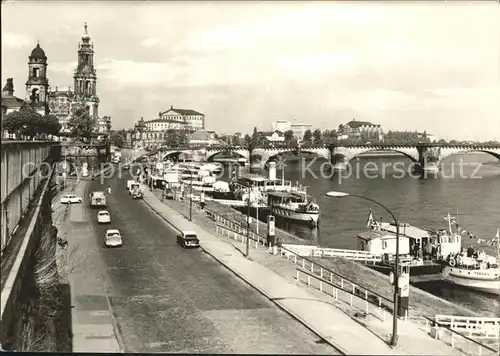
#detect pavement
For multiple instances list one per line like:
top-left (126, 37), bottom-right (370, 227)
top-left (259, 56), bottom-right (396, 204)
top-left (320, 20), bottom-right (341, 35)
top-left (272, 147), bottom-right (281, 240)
top-left (145, 188), bottom-right (471, 355)
top-left (55, 170), bottom-right (338, 354)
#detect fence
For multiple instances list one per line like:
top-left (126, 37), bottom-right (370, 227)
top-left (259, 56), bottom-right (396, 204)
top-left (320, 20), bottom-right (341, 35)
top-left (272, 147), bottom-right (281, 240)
top-left (421, 316), bottom-right (499, 356)
top-left (213, 221), bottom-right (399, 317)
top-left (282, 244), bottom-right (382, 264)
top-left (434, 315), bottom-right (500, 339)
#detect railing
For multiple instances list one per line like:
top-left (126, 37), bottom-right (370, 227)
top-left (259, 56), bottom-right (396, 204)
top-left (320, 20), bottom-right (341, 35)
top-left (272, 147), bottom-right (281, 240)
top-left (421, 316), bottom-right (499, 356)
top-left (295, 267), bottom-right (394, 322)
top-left (434, 315), bottom-right (500, 339)
top-left (282, 244), bottom-right (382, 264)
top-left (212, 221), bottom-right (399, 318)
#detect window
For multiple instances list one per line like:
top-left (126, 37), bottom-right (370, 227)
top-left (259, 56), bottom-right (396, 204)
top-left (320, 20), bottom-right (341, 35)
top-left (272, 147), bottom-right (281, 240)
top-left (33, 68), bottom-right (40, 78)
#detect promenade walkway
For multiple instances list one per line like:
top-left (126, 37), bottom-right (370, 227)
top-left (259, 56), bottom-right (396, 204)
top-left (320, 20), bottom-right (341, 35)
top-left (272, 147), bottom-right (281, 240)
top-left (54, 180), bottom-right (122, 353)
top-left (142, 188), bottom-right (467, 355)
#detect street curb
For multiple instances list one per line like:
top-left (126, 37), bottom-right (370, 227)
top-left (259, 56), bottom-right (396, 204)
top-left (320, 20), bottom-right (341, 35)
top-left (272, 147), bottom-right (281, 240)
top-left (141, 197), bottom-right (348, 355)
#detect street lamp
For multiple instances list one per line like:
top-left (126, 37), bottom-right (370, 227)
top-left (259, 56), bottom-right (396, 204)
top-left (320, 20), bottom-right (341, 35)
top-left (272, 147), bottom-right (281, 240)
top-left (178, 163), bottom-right (194, 221)
top-left (325, 191), bottom-right (400, 347)
top-left (245, 183), bottom-right (253, 257)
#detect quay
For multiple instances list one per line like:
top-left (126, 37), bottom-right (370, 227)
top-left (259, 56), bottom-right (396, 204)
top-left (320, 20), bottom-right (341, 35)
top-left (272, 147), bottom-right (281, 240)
top-left (150, 186), bottom-right (498, 355)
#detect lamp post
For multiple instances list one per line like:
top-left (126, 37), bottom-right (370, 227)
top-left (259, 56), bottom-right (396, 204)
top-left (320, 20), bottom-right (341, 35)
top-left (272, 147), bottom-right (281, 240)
top-left (178, 163), bottom-right (194, 221)
top-left (245, 184), bottom-right (252, 257)
top-left (325, 191), bottom-right (400, 347)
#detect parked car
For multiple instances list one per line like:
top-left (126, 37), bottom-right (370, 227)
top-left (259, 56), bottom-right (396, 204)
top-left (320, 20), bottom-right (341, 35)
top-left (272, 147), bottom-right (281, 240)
top-left (60, 194), bottom-right (83, 204)
top-left (97, 210), bottom-right (111, 224)
top-left (177, 231), bottom-right (200, 248)
top-left (105, 229), bottom-right (122, 247)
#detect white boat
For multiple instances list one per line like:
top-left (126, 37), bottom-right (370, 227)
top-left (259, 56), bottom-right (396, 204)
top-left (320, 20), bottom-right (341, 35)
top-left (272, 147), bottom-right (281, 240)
top-left (441, 217), bottom-right (500, 295)
top-left (266, 190), bottom-right (320, 226)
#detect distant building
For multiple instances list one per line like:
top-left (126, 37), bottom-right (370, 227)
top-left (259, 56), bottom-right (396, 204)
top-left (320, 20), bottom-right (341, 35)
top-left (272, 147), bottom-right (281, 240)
top-left (188, 130), bottom-right (220, 146)
top-left (338, 119), bottom-right (383, 141)
top-left (291, 123), bottom-right (312, 142)
top-left (272, 120), bottom-right (291, 133)
top-left (262, 130), bottom-right (285, 143)
top-left (1, 78), bottom-right (25, 116)
top-left (47, 23), bottom-right (110, 138)
top-left (145, 117), bottom-right (187, 131)
top-left (158, 105), bottom-right (205, 132)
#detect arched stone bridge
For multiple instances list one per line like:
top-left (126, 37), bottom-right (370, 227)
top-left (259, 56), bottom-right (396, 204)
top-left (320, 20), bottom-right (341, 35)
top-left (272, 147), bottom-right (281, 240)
top-left (147, 143), bottom-right (500, 171)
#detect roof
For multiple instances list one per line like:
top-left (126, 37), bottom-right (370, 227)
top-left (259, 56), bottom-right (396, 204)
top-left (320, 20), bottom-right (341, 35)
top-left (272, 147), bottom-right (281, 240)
top-left (182, 230), bottom-right (197, 236)
top-left (1, 95), bottom-right (25, 108)
top-left (344, 120), bottom-right (381, 128)
top-left (267, 191), bottom-right (296, 198)
top-left (379, 223), bottom-right (431, 240)
top-left (146, 118), bottom-right (186, 124)
top-left (357, 231), bottom-right (408, 241)
top-left (160, 106), bottom-right (204, 116)
top-left (239, 173), bottom-right (269, 182)
top-left (106, 229), bottom-right (120, 234)
top-left (30, 44), bottom-right (47, 60)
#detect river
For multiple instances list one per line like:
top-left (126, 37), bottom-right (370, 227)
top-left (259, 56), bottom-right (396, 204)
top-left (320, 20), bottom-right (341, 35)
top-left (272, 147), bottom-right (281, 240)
top-left (237, 152), bottom-right (500, 316)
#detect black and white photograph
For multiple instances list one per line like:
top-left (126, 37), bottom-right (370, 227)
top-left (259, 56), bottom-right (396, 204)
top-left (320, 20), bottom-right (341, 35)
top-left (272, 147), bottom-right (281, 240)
top-left (1, 0), bottom-right (499, 354)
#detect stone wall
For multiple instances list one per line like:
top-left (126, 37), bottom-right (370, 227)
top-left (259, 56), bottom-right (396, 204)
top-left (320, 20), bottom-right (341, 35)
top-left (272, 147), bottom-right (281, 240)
top-left (0, 141), bottom-right (60, 251)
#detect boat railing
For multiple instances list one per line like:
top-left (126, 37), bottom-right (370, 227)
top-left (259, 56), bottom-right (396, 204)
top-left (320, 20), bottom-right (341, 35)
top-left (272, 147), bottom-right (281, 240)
top-left (206, 208), bottom-right (404, 318)
top-left (419, 315), bottom-right (499, 355)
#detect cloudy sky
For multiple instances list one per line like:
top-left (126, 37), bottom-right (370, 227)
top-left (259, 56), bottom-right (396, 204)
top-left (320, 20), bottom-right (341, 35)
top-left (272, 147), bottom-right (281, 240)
top-left (2, 1), bottom-right (499, 140)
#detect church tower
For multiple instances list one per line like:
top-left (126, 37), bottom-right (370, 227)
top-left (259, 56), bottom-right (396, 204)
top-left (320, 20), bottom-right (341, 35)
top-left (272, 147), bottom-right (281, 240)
top-left (73, 22), bottom-right (100, 118)
top-left (25, 42), bottom-right (49, 115)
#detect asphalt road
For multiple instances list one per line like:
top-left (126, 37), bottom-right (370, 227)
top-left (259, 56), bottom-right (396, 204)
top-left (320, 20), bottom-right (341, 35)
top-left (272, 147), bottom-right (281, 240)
top-left (84, 168), bottom-right (338, 354)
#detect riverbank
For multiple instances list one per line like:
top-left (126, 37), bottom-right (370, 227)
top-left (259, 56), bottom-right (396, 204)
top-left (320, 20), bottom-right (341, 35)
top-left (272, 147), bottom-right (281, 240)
top-left (149, 188), bottom-right (491, 355)
top-left (155, 189), bottom-right (484, 321)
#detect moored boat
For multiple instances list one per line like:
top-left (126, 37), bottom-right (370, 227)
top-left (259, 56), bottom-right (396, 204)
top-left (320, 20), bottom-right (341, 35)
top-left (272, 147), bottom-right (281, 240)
top-left (441, 224), bottom-right (500, 296)
top-left (266, 190), bottom-right (320, 227)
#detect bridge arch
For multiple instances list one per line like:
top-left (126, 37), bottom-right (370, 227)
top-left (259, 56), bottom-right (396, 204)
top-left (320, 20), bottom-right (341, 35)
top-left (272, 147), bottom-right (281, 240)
top-left (252, 146), bottom-right (330, 168)
top-left (162, 151), bottom-right (187, 161)
top-left (264, 149), bottom-right (330, 166)
top-left (206, 149), bottom-right (249, 162)
top-left (340, 147), bottom-right (420, 165)
top-left (436, 149), bottom-right (500, 166)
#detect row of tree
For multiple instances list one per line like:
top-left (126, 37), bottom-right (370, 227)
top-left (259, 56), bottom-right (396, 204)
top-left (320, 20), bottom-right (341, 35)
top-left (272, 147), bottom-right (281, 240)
top-left (3, 105), bottom-right (60, 138)
top-left (2, 102), bottom-right (108, 142)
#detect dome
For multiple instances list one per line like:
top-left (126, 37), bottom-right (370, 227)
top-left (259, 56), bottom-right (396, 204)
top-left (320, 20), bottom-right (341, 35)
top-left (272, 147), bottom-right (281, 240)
top-left (30, 43), bottom-right (46, 60)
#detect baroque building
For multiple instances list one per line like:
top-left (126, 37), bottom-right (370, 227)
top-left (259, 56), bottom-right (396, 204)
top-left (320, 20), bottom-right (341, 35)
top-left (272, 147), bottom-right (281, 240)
top-left (48, 23), bottom-right (109, 137)
top-left (25, 43), bottom-right (50, 116)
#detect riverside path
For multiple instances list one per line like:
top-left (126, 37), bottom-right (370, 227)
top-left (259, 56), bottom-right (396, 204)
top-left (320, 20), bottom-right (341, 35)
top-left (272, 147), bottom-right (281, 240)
top-left (72, 170), bottom-right (338, 354)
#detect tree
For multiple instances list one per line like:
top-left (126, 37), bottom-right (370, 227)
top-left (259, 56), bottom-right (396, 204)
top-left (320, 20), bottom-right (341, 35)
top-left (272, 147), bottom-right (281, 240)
top-left (3, 105), bottom-right (43, 138)
top-left (67, 106), bottom-right (96, 142)
top-left (284, 130), bottom-right (294, 144)
top-left (244, 134), bottom-right (251, 147)
top-left (110, 130), bottom-right (126, 148)
top-left (312, 129), bottom-right (322, 144)
top-left (303, 129), bottom-right (313, 144)
top-left (231, 135), bottom-right (241, 146)
top-left (164, 129), bottom-right (188, 147)
top-left (40, 114), bottom-right (61, 136)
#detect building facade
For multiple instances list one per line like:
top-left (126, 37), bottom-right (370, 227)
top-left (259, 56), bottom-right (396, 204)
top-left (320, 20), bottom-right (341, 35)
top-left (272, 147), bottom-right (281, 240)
top-left (291, 123), bottom-right (312, 142)
top-left (272, 120), bottom-right (291, 133)
top-left (158, 106), bottom-right (205, 131)
top-left (48, 23), bottom-right (109, 138)
top-left (338, 119), bottom-right (383, 141)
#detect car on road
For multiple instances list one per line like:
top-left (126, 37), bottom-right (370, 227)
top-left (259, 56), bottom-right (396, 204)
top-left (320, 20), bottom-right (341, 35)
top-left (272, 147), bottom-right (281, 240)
top-left (177, 231), bottom-right (200, 248)
top-left (97, 210), bottom-right (111, 224)
top-left (105, 229), bottom-right (122, 247)
top-left (60, 194), bottom-right (83, 204)
top-left (123, 164), bottom-right (130, 170)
